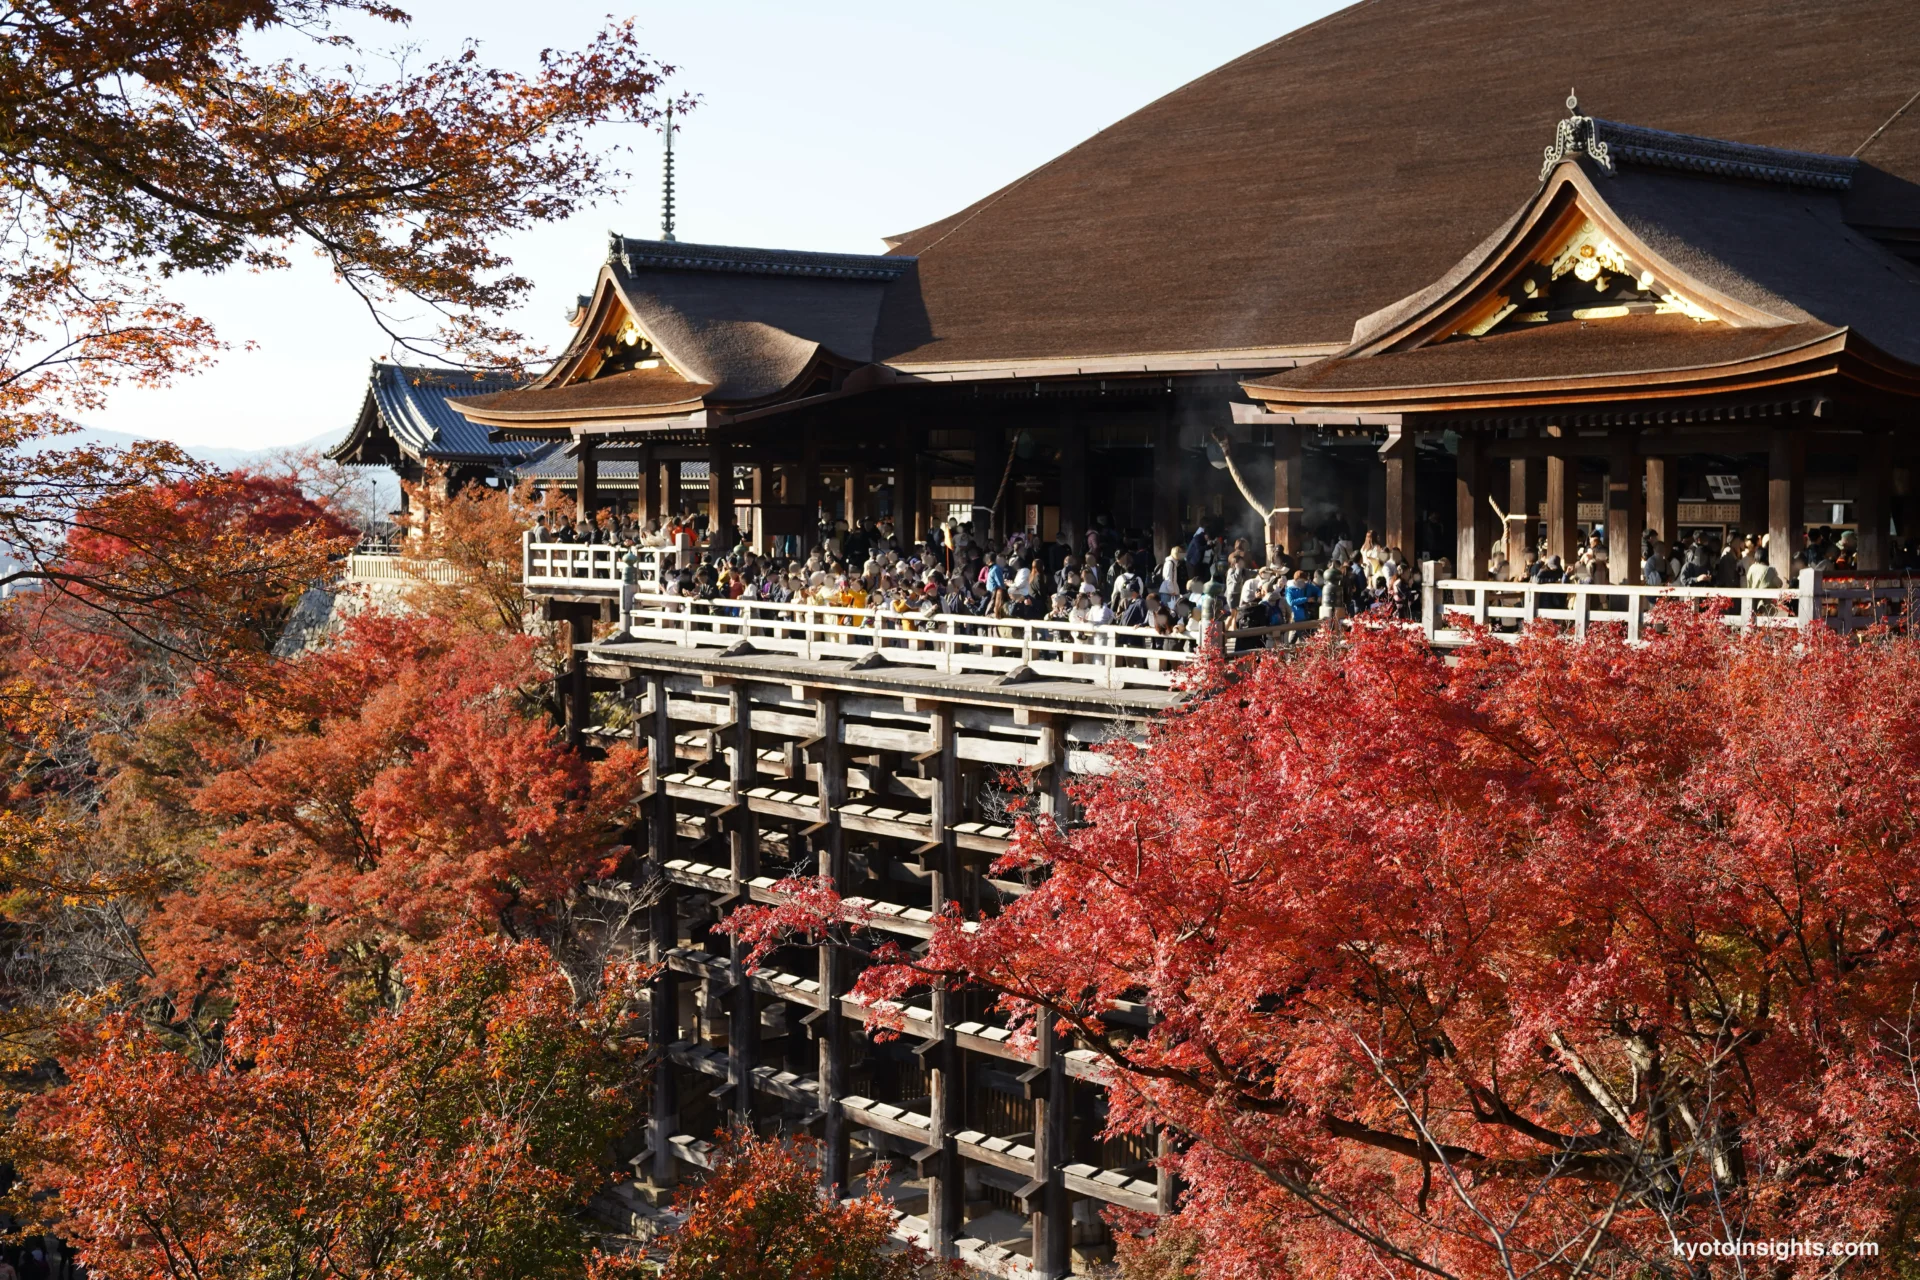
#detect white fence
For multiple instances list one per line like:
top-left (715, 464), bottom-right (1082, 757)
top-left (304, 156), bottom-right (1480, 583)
top-left (615, 592), bottom-right (1308, 691)
top-left (523, 534), bottom-right (678, 593)
top-left (342, 553), bottom-right (471, 589)
top-left (1421, 566), bottom-right (1912, 646)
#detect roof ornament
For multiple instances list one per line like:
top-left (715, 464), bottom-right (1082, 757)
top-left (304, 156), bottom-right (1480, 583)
top-left (661, 101), bottom-right (678, 243)
top-left (1540, 90), bottom-right (1614, 181)
top-left (607, 230), bottom-right (632, 274)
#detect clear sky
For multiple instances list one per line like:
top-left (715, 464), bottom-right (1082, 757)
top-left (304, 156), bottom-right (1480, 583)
top-left (90, 0), bottom-right (1346, 451)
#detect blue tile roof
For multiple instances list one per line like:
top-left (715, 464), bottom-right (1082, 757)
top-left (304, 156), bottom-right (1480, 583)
top-left (338, 363), bottom-right (537, 464)
top-left (514, 443), bottom-right (641, 482)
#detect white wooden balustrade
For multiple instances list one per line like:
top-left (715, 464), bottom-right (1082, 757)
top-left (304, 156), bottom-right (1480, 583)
top-left (613, 591), bottom-right (1307, 690)
top-left (522, 533), bottom-right (677, 592)
top-left (1420, 565), bottom-right (1914, 646)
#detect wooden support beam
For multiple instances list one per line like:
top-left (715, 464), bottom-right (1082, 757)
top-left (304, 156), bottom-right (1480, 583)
top-left (708, 439), bottom-right (734, 544)
top-left (925, 707), bottom-right (963, 1259)
top-left (1381, 428), bottom-right (1415, 557)
top-left (894, 423), bottom-right (921, 543)
top-left (1546, 454), bottom-right (1578, 564)
top-left (1768, 428), bottom-right (1806, 579)
top-left (1030, 1015), bottom-right (1072, 1279)
top-left (1607, 434), bottom-right (1646, 584)
top-left (1506, 456), bottom-right (1542, 572)
top-left (1738, 462), bottom-right (1766, 541)
top-left (814, 691), bottom-right (850, 1195)
top-left (1857, 428), bottom-right (1892, 572)
top-left (1060, 410), bottom-right (1089, 559)
top-left (726, 685), bottom-right (758, 1121)
top-left (639, 444), bottom-right (659, 527)
top-left (1645, 455), bottom-right (1679, 556)
top-left (1455, 431), bottom-right (1499, 579)
top-left (798, 429), bottom-right (819, 534)
top-left (1271, 423), bottom-right (1304, 562)
top-left (576, 437), bottom-right (599, 523)
top-left (1153, 401), bottom-right (1181, 560)
top-left (648, 885), bottom-right (681, 1189)
top-left (974, 426), bottom-right (1003, 547)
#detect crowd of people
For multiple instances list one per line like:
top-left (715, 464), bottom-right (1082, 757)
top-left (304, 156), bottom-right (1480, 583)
top-left (532, 506), bottom-right (1917, 651)
top-left (1483, 523), bottom-right (1915, 591)
top-left (530, 509), bottom-right (1438, 650)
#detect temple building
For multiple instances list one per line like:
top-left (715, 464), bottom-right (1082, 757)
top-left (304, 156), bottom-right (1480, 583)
top-left (390, 0), bottom-right (1920, 576)
top-left (328, 2), bottom-right (1920, 1274)
top-left (1242, 103), bottom-right (1920, 582)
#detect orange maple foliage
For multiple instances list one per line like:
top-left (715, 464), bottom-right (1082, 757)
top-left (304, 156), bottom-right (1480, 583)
top-left (15, 929), bottom-right (645, 1280)
top-left (146, 610), bottom-right (643, 997)
top-left (659, 1132), bottom-right (943, 1280)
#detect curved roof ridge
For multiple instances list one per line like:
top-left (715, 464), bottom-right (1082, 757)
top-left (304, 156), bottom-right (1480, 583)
top-left (1594, 118), bottom-right (1859, 189)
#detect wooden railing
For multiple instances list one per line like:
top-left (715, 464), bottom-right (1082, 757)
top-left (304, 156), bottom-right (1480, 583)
top-left (341, 553), bottom-right (471, 588)
top-left (523, 534), bottom-right (677, 592)
top-left (1420, 566), bottom-right (1913, 645)
top-left (616, 591), bottom-right (1310, 690)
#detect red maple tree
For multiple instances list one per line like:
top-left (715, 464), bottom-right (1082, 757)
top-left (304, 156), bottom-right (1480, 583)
top-left (729, 616), bottom-right (1920, 1277)
top-left (658, 1132), bottom-right (939, 1280)
top-left (145, 610), bottom-right (643, 996)
top-left (16, 928), bottom-right (645, 1280)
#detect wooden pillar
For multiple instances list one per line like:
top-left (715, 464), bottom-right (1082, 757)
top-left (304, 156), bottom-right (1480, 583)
top-left (1739, 460), bottom-right (1768, 541)
top-left (813, 690), bottom-right (850, 1194)
top-left (1381, 428), bottom-right (1415, 556)
top-left (1061, 411), bottom-right (1089, 558)
top-left (560, 608), bottom-right (590, 747)
top-left (1768, 427), bottom-right (1806, 579)
top-left (575, 437), bottom-right (599, 523)
top-left (747, 466), bottom-right (766, 553)
top-left (1857, 428), bottom-right (1893, 573)
top-left (1506, 456), bottom-right (1543, 572)
top-left (707, 439), bottom-right (733, 543)
top-left (1546, 452), bottom-right (1579, 562)
top-left (1030, 1014), bottom-right (1072, 1279)
top-left (645, 674), bottom-right (680, 1188)
top-left (842, 466), bottom-right (865, 527)
top-left (1455, 431), bottom-right (1498, 579)
top-left (1645, 455), bottom-right (1679, 556)
top-left (924, 705), bottom-right (963, 1259)
top-left (1606, 434), bottom-right (1646, 584)
top-left (894, 424), bottom-right (921, 543)
top-left (798, 429), bottom-right (819, 537)
top-left (663, 460), bottom-right (681, 519)
top-left (639, 444), bottom-right (659, 527)
top-left (1271, 424), bottom-right (1305, 560)
top-left (973, 427), bottom-right (1003, 547)
top-left (1153, 401), bottom-right (1181, 559)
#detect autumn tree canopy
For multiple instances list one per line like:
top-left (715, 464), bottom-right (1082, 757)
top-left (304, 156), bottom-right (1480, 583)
top-left (17, 930), bottom-right (645, 1280)
top-left (731, 617), bottom-right (1920, 1278)
top-left (0, 0), bottom-right (681, 614)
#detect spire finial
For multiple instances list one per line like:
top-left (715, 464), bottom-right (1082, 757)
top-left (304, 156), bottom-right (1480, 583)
top-left (1541, 90), bottom-right (1613, 181)
top-left (661, 103), bottom-right (677, 243)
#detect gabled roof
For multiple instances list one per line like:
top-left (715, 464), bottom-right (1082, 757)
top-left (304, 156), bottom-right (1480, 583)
top-left (328, 363), bottom-right (536, 467)
top-left (451, 236), bottom-right (910, 432)
top-left (872, 0), bottom-right (1920, 368)
top-left (1242, 118), bottom-right (1920, 413)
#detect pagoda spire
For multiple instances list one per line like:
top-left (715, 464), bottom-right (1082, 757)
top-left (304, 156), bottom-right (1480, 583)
top-left (661, 103), bottom-right (677, 243)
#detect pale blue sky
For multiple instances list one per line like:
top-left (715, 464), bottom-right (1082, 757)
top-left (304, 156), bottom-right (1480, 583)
top-left (94, 0), bottom-right (1345, 450)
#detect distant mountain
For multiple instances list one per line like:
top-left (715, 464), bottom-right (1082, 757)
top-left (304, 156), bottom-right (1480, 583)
top-left (50, 426), bottom-right (344, 469)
